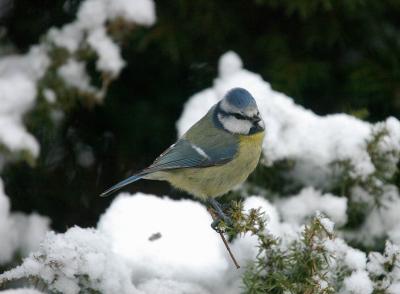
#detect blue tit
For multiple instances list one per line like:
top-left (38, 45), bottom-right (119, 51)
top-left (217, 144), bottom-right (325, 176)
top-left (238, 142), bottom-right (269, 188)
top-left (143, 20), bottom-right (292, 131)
top-left (101, 87), bottom-right (265, 227)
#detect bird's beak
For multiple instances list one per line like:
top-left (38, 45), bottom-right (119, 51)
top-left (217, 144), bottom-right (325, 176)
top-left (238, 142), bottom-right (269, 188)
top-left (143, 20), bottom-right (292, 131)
top-left (257, 118), bottom-right (265, 130)
top-left (250, 115), bottom-right (265, 133)
top-left (251, 116), bottom-right (261, 123)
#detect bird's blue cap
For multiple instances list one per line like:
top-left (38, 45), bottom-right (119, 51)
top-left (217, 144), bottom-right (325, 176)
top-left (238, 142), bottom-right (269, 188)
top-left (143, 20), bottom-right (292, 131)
top-left (225, 87), bottom-right (256, 109)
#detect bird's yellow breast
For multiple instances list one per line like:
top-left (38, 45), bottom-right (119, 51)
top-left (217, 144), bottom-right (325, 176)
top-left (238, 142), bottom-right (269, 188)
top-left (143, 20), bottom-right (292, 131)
top-left (164, 131), bottom-right (265, 200)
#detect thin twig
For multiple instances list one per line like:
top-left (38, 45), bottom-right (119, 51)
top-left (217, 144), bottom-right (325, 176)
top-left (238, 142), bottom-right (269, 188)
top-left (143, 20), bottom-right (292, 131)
top-left (207, 207), bottom-right (240, 269)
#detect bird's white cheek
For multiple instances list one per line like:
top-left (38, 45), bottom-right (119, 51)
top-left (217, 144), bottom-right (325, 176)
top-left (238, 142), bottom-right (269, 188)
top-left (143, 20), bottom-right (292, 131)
top-left (218, 114), bottom-right (252, 134)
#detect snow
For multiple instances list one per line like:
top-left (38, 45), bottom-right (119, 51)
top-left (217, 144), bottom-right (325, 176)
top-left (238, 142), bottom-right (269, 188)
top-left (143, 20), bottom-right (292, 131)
top-left (350, 185), bottom-right (400, 245)
top-left (344, 248), bottom-right (367, 271)
top-left (3, 194), bottom-right (284, 294)
top-left (0, 47), bottom-right (49, 157)
top-left (57, 59), bottom-right (95, 93)
top-left (0, 75), bottom-right (36, 115)
top-left (342, 271), bottom-right (373, 294)
top-left (388, 283), bottom-right (400, 294)
top-left (0, 192), bottom-right (398, 293)
top-left (0, 179), bottom-right (49, 264)
top-left (87, 27), bottom-right (125, 76)
top-left (0, 290), bottom-right (44, 294)
top-left (367, 241), bottom-right (400, 292)
top-left (377, 117), bottom-right (400, 155)
top-left (0, 46), bottom-right (49, 81)
top-left (52, 0), bottom-right (156, 45)
top-left (0, 179), bottom-right (14, 263)
top-left (317, 213), bottom-right (335, 235)
top-left (42, 88), bottom-right (56, 104)
top-left (47, 24), bottom-right (83, 53)
top-left (48, 0), bottom-right (155, 78)
top-left (108, 0), bottom-right (156, 26)
top-left (0, 227), bottom-right (138, 294)
top-left (241, 196), bottom-right (297, 240)
top-left (278, 187), bottom-right (348, 227)
top-left (98, 194), bottom-right (225, 278)
top-left (137, 279), bottom-right (208, 294)
top-left (10, 213), bottom-right (51, 256)
top-left (77, 0), bottom-right (108, 30)
top-left (327, 239), bottom-right (366, 267)
top-left (97, 193), bottom-right (240, 293)
top-left (218, 51), bottom-right (243, 79)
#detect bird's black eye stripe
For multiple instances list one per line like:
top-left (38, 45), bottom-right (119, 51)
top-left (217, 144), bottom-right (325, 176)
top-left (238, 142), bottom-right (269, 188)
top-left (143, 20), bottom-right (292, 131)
top-left (231, 113), bottom-right (246, 120)
top-left (216, 106), bottom-right (247, 120)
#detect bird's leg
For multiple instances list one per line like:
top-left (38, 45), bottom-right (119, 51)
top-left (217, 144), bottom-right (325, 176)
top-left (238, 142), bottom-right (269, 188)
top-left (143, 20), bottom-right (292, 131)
top-left (208, 198), bottom-right (232, 232)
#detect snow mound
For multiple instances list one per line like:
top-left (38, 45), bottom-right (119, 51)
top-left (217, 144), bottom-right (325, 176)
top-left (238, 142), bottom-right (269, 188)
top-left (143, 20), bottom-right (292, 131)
top-left (0, 227), bottom-right (138, 294)
top-left (97, 193), bottom-right (228, 285)
top-left (97, 193), bottom-right (269, 293)
top-left (2, 194), bottom-right (281, 294)
top-left (2, 193), bottom-right (400, 293)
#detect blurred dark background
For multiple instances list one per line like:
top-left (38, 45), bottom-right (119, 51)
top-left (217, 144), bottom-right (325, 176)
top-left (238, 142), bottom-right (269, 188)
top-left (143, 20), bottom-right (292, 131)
top-left (1, 0), bottom-right (400, 231)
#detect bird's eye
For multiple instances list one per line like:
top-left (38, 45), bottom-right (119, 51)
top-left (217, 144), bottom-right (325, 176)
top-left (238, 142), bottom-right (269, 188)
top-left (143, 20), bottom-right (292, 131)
top-left (232, 113), bottom-right (246, 120)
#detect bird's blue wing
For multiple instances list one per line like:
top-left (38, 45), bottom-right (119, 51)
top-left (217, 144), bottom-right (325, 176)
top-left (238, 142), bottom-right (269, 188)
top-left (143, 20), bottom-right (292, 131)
top-left (144, 136), bottom-right (237, 173)
top-left (100, 135), bottom-right (238, 197)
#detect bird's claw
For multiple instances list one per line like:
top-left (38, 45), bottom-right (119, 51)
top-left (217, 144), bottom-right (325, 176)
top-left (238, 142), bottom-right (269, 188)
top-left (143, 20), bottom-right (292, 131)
top-left (211, 219), bottom-right (222, 233)
top-left (211, 215), bottom-right (233, 233)
top-left (208, 198), bottom-right (233, 233)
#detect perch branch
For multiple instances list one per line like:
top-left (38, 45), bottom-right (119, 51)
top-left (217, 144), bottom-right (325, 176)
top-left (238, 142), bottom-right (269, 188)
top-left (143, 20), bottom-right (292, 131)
top-left (207, 207), bottom-right (240, 269)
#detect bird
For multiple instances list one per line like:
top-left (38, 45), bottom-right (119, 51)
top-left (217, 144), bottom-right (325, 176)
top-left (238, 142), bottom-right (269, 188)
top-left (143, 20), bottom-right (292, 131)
top-left (101, 87), bottom-right (265, 229)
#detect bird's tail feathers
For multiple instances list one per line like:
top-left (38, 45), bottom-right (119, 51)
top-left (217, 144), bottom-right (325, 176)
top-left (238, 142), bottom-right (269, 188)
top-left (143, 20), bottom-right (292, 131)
top-left (100, 172), bottom-right (147, 197)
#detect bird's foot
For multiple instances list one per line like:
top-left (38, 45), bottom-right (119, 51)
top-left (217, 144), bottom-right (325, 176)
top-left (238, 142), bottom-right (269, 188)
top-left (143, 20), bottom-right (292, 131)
top-left (211, 216), bottom-right (233, 233)
top-left (211, 218), bottom-right (222, 233)
top-left (208, 198), bottom-right (232, 233)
